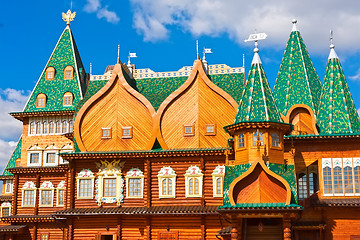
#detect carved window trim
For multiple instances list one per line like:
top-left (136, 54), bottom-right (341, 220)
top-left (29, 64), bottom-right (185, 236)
top-left (21, 181), bottom-right (37, 207)
top-left (39, 181), bottom-right (54, 207)
top-left (157, 166), bottom-right (176, 199)
top-left (56, 181), bottom-right (66, 207)
top-left (212, 165), bottom-right (225, 197)
top-left (76, 169), bottom-right (95, 200)
top-left (125, 168), bottom-right (144, 199)
top-left (184, 165), bottom-right (203, 198)
top-left (1, 202), bottom-right (11, 217)
top-left (4, 180), bottom-right (13, 194)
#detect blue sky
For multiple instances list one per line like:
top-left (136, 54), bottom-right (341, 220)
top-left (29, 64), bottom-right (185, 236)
top-left (0, 0), bottom-right (360, 171)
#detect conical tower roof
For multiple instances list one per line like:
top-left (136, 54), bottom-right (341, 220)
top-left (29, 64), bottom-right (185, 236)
top-left (234, 47), bottom-right (282, 124)
top-left (317, 43), bottom-right (360, 134)
top-left (23, 12), bottom-right (87, 113)
top-left (273, 20), bottom-right (322, 116)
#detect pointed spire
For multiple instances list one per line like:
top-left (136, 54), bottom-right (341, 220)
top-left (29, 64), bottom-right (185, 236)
top-left (317, 38), bottom-right (360, 134)
top-left (273, 19), bottom-right (322, 117)
top-left (23, 23), bottom-right (87, 112)
top-left (234, 41), bottom-right (282, 124)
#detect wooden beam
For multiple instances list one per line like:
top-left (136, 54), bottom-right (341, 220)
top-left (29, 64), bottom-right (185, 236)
top-left (283, 218), bottom-right (291, 240)
top-left (146, 217), bottom-right (151, 240)
top-left (34, 174), bottom-right (40, 215)
top-left (12, 174), bottom-right (19, 216)
top-left (117, 217), bottom-right (122, 240)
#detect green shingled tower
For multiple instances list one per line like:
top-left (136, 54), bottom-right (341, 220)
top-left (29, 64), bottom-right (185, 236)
top-left (273, 20), bottom-right (322, 117)
top-left (234, 46), bottom-right (282, 124)
top-left (317, 42), bottom-right (360, 134)
top-left (23, 23), bottom-right (87, 113)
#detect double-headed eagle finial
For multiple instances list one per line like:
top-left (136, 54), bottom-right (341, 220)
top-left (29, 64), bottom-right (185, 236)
top-left (62, 10), bottom-right (76, 25)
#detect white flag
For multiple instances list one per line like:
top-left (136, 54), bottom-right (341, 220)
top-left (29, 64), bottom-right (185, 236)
top-left (129, 52), bottom-right (137, 58)
top-left (204, 48), bottom-right (212, 54)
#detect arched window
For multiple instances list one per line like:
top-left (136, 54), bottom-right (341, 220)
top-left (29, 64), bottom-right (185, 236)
top-left (212, 165), bottom-right (225, 197)
top-left (125, 168), bottom-right (144, 198)
top-left (238, 133), bottom-right (245, 148)
top-left (43, 121), bottom-right (48, 134)
top-left (69, 120), bottom-right (74, 132)
top-left (36, 121), bottom-right (41, 134)
top-left (49, 121), bottom-right (54, 134)
top-left (64, 66), bottom-right (74, 80)
top-left (63, 92), bottom-right (73, 106)
top-left (45, 67), bottom-right (55, 80)
top-left (157, 166), bottom-right (176, 198)
top-left (253, 131), bottom-right (263, 146)
top-left (272, 132), bottom-right (280, 147)
top-left (55, 121), bottom-right (61, 134)
top-left (62, 120), bottom-right (68, 133)
top-left (333, 165), bottom-right (343, 194)
top-left (185, 165), bottom-right (203, 197)
top-left (36, 93), bottom-right (47, 108)
top-left (29, 122), bottom-right (35, 135)
top-left (355, 165), bottom-right (360, 194)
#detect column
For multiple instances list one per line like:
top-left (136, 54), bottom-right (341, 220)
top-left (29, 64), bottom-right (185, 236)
top-left (283, 218), bottom-right (291, 240)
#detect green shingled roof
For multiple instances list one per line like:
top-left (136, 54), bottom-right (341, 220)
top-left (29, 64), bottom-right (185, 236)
top-left (317, 48), bottom-right (360, 134)
top-left (1, 137), bottom-right (22, 176)
top-left (273, 28), bottom-right (322, 117)
top-left (234, 58), bottom-right (282, 124)
top-left (219, 203), bottom-right (302, 209)
top-left (23, 26), bottom-right (86, 113)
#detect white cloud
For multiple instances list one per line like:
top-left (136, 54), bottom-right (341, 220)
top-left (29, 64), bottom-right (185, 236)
top-left (358, 108), bottom-right (360, 117)
top-left (0, 139), bottom-right (17, 174)
top-left (349, 69), bottom-right (360, 82)
top-left (84, 0), bottom-right (119, 24)
top-left (0, 88), bottom-right (30, 140)
top-left (129, 0), bottom-right (360, 52)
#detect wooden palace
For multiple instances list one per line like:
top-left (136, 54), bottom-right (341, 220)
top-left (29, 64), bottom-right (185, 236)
top-left (0, 11), bottom-right (360, 240)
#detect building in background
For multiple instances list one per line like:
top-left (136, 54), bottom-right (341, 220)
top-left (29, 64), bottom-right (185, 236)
top-left (0, 12), bottom-right (359, 240)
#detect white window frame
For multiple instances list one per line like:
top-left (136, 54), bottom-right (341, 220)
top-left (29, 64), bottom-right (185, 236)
top-left (125, 168), bottom-right (144, 199)
top-left (76, 169), bottom-right (95, 200)
top-left (39, 181), bottom-right (54, 207)
top-left (29, 121), bottom-right (35, 135)
top-left (212, 165), bottom-right (225, 197)
top-left (59, 143), bottom-right (73, 164)
top-left (1, 202), bottom-right (11, 217)
top-left (56, 181), bottom-right (66, 207)
top-left (27, 145), bottom-right (43, 167)
top-left (4, 180), bottom-right (13, 194)
top-left (21, 181), bottom-right (37, 207)
top-left (43, 151), bottom-right (58, 166)
top-left (157, 166), bottom-right (176, 198)
top-left (184, 165), bottom-right (203, 198)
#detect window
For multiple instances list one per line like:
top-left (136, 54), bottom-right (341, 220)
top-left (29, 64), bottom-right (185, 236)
top-left (63, 92), bottom-right (73, 106)
top-left (39, 181), bottom-right (54, 207)
top-left (158, 166), bottom-right (176, 198)
top-left (238, 133), bottom-right (245, 149)
top-left (298, 173), bottom-right (308, 200)
top-left (41, 233), bottom-right (49, 240)
top-left (96, 160), bottom-right (124, 206)
top-left (57, 181), bottom-right (66, 207)
top-left (205, 124), bottom-right (216, 136)
top-left (55, 121), bottom-right (61, 134)
top-left (69, 120), bottom-right (74, 132)
top-left (101, 128), bottom-right (112, 139)
top-left (15, 159), bottom-right (21, 167)
top-left (125, 168), bottom-right (144, 198)
top-left (1, 202), bottom-right (11, 217)
top-left (4, 180), bottom-right (13, 194)
top-left (22, 181), bottom-right (36, 207)
top-left (30, 153), bottom-right (40, 164)
top-left (253, 131), bottom-right (263, 147)
top-left (59, 143), bottom-right (72, 164)
top-left (272, 132), bottom-right (280, 147)
top-left (297, 164), bottom-right (318, 201)
top-left (36, 93), bottom-right (47, 108)
top-left (43, 121), bottom-right (48, 134)
top-left (212, 165), bottom-right (225, 197)
top-left (45, 152), bottom-right (56, 164)
top-left (76, 169), bottom-right (95, 199)
top-left (122, 126), bottom-right (133, 139)
top-left (64, 66), bottom-right (73, 79)
top-left (62, 120), bottom-right (68, 133)
top-left (184, 165), bottom-right (203, 197)
top-left (36, 121), bottom-right (42, 134)
top-left (183, 125), bottom-right (195, 136)
top-left (322, 158), bottom-right (360, 196)
top-left (49, 121), bottom-right (54, 134)
top-left (29, 122), bottom-right (35, 135)
top-left (45, 67), bottom-right (55, 80)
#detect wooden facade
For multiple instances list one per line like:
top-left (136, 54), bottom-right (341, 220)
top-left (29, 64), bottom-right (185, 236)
top-left (1, 13), bottom-right (360, 240)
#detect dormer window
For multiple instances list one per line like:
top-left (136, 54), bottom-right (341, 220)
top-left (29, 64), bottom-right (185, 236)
top-left (45, 67), bottom-right (55, 80)
top-left (102, 128), bottom-right (112, 139)
top-left (122, 126), bottom-right (133, 139)
top-left (205, 124), bottom-right (216, 136)
top-left (253, 131), bottom-right (263, 147)
top-left (183, 124), bottom-right (195, 137)
top-left (64, 66), bottom-right (74, 79)
top-left (36, 93), bottom-right (47, 108)
top-left (238, 133), bottom-right (245, 148)
top-left (63, 92), bottom-right (73, 106)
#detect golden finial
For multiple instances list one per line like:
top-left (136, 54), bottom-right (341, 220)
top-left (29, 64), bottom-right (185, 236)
top-left (62, 10), bottom-right (76, 25)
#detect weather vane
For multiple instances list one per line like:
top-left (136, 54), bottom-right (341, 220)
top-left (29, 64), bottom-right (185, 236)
top-left (244, 32), bottom-right (267, 50)
top-left (62, 10), bottom-right (76, 25)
